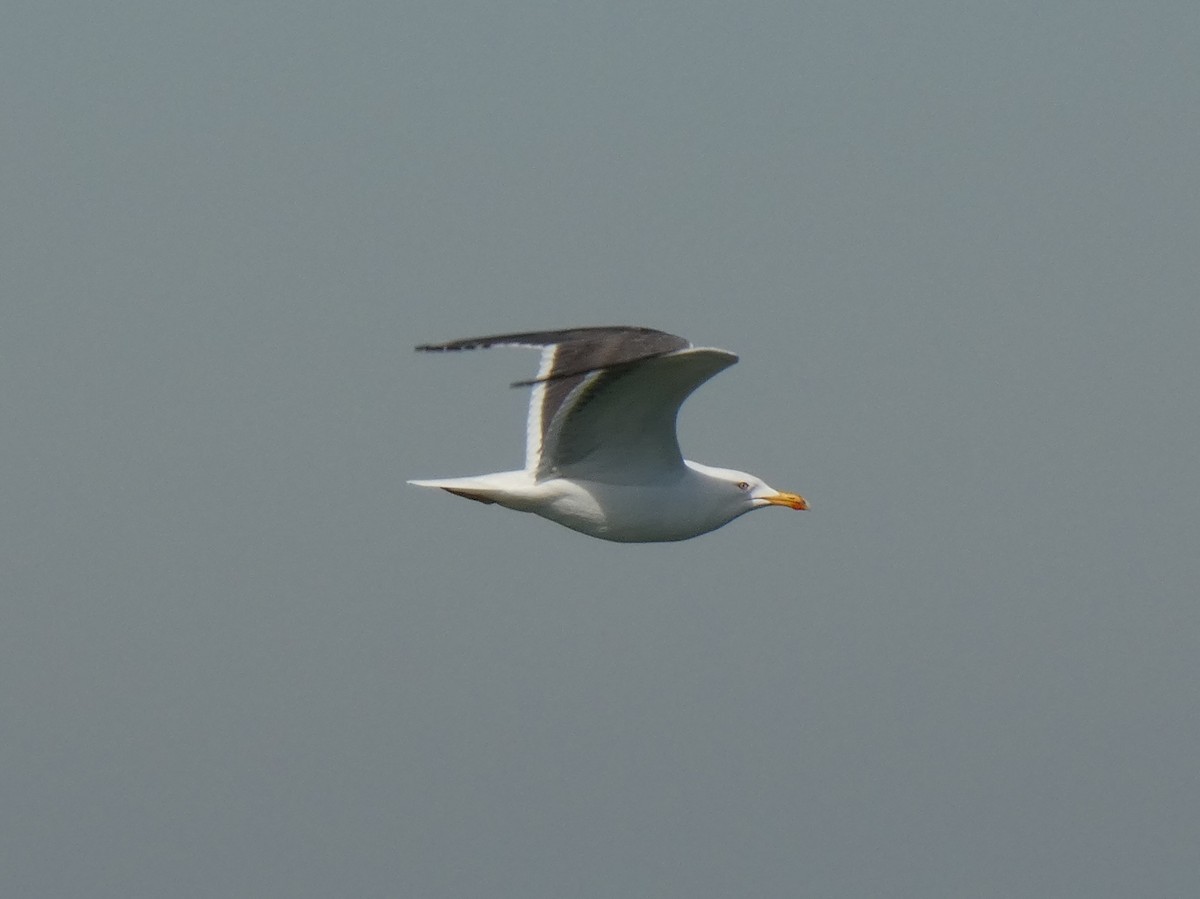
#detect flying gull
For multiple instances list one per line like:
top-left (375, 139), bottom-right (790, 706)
top-left (408, 326), bottom-right (808, 542)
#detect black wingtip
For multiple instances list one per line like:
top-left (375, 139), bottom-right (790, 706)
top-left (414, 326), bottom-right (685, 355)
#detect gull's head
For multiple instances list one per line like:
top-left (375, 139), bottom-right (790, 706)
top-left (688, 462), bottom-right (808, 518)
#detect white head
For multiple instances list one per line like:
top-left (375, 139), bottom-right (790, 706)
top-left (685, 462), bottom-right (808, 525)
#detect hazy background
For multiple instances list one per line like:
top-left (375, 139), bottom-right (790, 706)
top-left (4, 2), bottom-right (1198, 896)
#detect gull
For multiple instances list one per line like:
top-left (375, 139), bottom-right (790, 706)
top-left (409, 326), bottom-right (808, 542)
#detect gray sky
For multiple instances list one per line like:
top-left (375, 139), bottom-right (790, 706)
top-left (4, 2), bottom-right (1199, 896)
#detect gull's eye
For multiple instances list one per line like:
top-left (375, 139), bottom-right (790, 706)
top-left (735, 481), bottom-right (750, 491)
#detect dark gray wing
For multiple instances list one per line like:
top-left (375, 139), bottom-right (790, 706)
top-left (415, 326), bottom-right (694, 473)
top-left (416, 326), bottom-right (688, 384)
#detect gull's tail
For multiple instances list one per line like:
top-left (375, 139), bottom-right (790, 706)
top-left (407, 471), bottom-right (532, 506)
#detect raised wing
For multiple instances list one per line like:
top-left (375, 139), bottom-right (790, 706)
top-left (538, 348), bottom-right (738, 483)
top-left (415, 326), bottom-right (694, 473)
